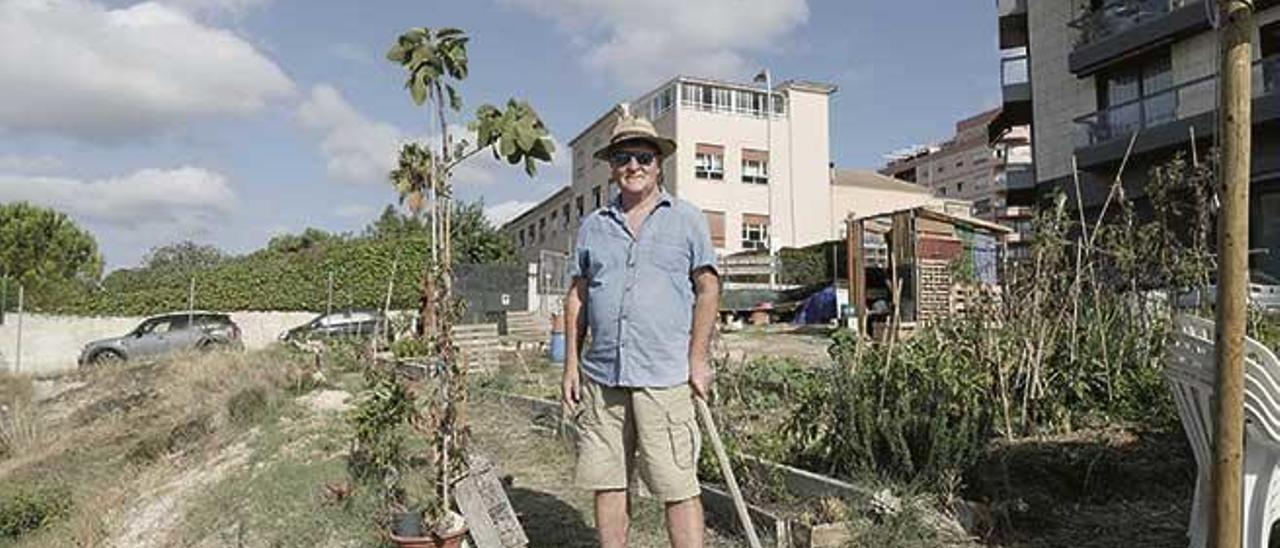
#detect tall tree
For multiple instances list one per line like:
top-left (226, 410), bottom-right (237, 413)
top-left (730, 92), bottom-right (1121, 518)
top-left (142, 240), bottom-right (226, 272)
top-left (0, 202), bottom-right (102, 307)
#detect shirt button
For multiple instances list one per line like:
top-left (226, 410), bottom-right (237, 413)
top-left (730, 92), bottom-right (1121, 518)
top-left (620, 341), bottom-right (627, 348)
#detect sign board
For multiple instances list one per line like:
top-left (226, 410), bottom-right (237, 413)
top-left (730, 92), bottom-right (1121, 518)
top-left (453, 455), bottom-right (528, 548)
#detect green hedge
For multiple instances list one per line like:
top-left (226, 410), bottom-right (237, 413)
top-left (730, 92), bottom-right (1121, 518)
top-left (778, 240), bottom-right (847, 287)
top-left (46, 237), bottom-right (438, 316)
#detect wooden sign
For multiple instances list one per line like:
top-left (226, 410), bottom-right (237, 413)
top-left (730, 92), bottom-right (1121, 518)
top-left (453, 455), bottom-right (528, 548)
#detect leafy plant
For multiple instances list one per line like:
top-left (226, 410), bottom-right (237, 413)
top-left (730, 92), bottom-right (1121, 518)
top-left (382, 25), bottom-right (555, 525)
top-left (0, 484), bottom-right (71, 539)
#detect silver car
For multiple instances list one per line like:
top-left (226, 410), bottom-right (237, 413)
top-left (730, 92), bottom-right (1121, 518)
top-left (78, 312), bottom-right (243, 367)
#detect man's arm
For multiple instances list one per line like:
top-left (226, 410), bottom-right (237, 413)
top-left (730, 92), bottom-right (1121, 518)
top-left (688, 266), bottom-right (720, 400)
top-left (562, 277), bottom-right (588, 412)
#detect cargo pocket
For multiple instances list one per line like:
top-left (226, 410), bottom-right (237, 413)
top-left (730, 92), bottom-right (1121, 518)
top-left (667, 405), bottom-right (698, 470)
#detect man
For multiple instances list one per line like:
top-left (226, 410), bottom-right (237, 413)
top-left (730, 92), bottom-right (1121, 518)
top-left (562, 106), bottom-right (721, 548)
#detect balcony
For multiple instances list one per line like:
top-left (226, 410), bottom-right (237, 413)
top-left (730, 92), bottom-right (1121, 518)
top-left (990, 50), bottom-right (1033, 141)
top-left (998, 164), bottom-right (1036, 190)
top-left (1073, 54), bottom-right (1280, 166)
top-left (998, 0), bottom-right (1029, 49)
top-left (1068, 0), bottom-right (1209, 76)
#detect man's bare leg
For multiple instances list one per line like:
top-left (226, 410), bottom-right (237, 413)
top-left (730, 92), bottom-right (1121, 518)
top-left (595, 489), bottom-right (629, 548)
top-left (665, 496), bottom-right (704, 548)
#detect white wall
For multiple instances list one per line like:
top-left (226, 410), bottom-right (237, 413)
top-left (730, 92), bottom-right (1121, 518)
top-left (0, 311), bottom-right (316, 376)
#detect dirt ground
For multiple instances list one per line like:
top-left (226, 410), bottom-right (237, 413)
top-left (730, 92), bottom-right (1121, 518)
top-left (468, 393), bottom-right (745, 548)
top-left (714, 325), bottom-right (835, 365)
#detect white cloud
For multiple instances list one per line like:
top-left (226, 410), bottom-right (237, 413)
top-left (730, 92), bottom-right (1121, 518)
top-left (484, 200), bottom-right (538, 227)
top-left (500, 0), bottom-right (809, 91)
top-left (0, 165), bottom-right (239, 268)
top-left (156, 0), bottom-right (271, 17)
top-left (298, 84), bottom-right (403, 185)
top-left (298, 84), bottom-right (553, 188)
top-left (0, 0), bottom-right (294, 141)
top-left (0, 153), bottom-right (62, 173)
top-left (0, 166), bottom-right (236, 230)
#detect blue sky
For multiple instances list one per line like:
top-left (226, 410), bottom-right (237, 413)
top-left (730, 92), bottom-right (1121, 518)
top-left (0, 0), bottom-right (1001, 270)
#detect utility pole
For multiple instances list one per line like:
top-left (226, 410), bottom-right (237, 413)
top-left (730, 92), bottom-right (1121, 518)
top-left (1210, 1), bottom-right (1254, 547)
top-left (754, 69), bottom-right (777, 289)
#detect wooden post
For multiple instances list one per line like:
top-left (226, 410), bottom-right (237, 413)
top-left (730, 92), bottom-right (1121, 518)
top-left (850, 219), bottom-right (866, 336)
top-left (1210, 1), bottom-right (1253, 547)
top-left (15, 284), bottom-right (23, 374)
top-left (187, 276), bottom-right (196, 326)
top-left (326, 270), bottom-right (334, 316)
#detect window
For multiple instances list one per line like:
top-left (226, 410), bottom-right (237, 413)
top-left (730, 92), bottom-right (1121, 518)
top-left (957, 182), bottom-right (965, 193)
top-left (704, 210), bottom-right (726, 248)
top-left (576, 195), bottom-right (585, 218)
top-left (562, 203), bottom-right (571, 228)
top-left (681, 83), bottom-right (714, 110)
top-left (741, 149), bottom-right (769, 184)
top-left (955, 159), bottom-right (964, 168)
top-left (649, 85), bottom-right (675, 119)
top-left (1262, 21), bottom-right (1280, 95)
top-left (712, 87), bottom-right (732, 112)
top-left (593, 186), bottom-right (602, 208)
top-left (1095, 51), bottom-right (1174, 141)
top-left (939, 187), bottom-right (948, 196)
top-left (519, 229), bottom-right (525, 247)
top-left (741, 214), bottom-right (769, 251)
top-left (695, 144), bottom-right (724, 180)
top-left (538, 217), bottom-right (546, 243)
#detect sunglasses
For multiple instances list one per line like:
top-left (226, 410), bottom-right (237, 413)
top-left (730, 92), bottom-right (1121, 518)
top-left (609, 151), bottom-right (657, 168)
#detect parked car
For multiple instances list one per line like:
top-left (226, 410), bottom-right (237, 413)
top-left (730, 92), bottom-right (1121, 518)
top-left (78, 312), bottom-right (243, 367)
top-left (279, 309), bottom-right (389, 343)
top-left (1174, 271), bottom-right (1280, 312)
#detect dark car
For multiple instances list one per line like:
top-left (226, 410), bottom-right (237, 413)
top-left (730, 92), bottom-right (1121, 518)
top-left (279, 309), bottom-right (389, 343)
top-left (78, 312), bottom-right (243, 367)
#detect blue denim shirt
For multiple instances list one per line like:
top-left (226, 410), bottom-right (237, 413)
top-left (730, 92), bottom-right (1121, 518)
top-left (567, 191), bottom-right (718, 388)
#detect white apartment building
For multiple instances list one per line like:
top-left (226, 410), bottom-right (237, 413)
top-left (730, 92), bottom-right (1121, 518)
top-left (504, 75), bottom-right (839, 262)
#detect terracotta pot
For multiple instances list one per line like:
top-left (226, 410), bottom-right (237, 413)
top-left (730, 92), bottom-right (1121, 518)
top-left (388, 527), bottom-right (468, 548)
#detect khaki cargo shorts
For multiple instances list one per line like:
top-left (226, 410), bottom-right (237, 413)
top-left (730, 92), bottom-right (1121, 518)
top-left (572, 378), bottom-right (702, 502)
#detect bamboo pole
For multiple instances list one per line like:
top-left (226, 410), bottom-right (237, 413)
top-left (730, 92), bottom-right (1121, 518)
top-left (1209, 1), bottom-right (1253, 546)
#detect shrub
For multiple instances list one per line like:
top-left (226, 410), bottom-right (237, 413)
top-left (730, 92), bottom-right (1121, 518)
top-left (0, 484), bottom-right (71, 539)
top-left (788, 323), bottom-right (996, 489)
top-left (227, 387), bottom-right (273, 426)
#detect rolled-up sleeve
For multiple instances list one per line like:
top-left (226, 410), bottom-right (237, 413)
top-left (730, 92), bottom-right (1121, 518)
top-left (566, 221), bottom-right (590, 284)
top-left (688, 211), bottom-right (719, 276)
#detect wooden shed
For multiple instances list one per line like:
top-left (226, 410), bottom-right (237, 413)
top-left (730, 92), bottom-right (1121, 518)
top-left (844, 206), bottom-right (1012, 337)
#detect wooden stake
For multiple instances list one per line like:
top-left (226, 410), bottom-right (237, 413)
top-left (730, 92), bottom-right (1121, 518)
top-left (1210, 2), bottom-right (1253, 547)
top-left (695, 397), bottom-right (762, 548)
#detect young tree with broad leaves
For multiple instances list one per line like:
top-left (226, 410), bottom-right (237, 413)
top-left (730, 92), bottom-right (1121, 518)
top-left (385, 26), bottom-right (554, 520)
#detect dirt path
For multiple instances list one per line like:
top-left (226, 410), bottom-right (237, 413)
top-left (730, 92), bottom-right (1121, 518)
top-left (469, 396), bottom-right (745, 548)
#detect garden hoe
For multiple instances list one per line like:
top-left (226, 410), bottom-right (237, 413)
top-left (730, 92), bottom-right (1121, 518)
top-left (695, 396), bottom-right (763, 548)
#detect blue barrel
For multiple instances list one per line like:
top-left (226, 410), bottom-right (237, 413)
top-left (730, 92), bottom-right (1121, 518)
top-left (549, 331), bottom-right (566, 364)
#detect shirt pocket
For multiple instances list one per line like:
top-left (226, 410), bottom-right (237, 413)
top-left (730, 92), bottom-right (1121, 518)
top-left (649, 238), bottom-right (690, 276)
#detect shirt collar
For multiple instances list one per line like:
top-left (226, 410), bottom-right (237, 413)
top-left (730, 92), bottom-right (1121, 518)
top-left (604, 188), bottom-right (673, 219)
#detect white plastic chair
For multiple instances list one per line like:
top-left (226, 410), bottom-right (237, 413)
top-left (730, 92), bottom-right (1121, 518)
top-left (1166, 314), bottom-right (1280, 548)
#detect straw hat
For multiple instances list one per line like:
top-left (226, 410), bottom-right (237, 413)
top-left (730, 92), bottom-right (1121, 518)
top-left (592, 103), bottom-right (677, 161)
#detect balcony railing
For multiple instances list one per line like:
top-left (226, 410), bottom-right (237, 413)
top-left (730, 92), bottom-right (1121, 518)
top-left (1073, 54), bottom-right (1279, 147)
top-left (1069, 0), bottom-right (1200, 48)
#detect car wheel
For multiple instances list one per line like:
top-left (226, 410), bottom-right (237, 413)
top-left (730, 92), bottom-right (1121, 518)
top-left (198, 340), bottom-right (228, 353)
top-left (89, 349), bottom-right (124, 367)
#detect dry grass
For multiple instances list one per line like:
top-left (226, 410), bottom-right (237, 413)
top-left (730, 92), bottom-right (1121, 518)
top-left (0, 346), bottom-right (322, 545)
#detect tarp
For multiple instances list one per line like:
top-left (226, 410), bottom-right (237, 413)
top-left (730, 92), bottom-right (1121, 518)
top-left (792, 285), bottom-right (838, 325)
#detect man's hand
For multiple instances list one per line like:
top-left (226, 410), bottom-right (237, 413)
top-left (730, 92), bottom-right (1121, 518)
top-left (561, 365), bottom-right (581, 414)
top-left (689, 359), bottom-right (714, 401)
